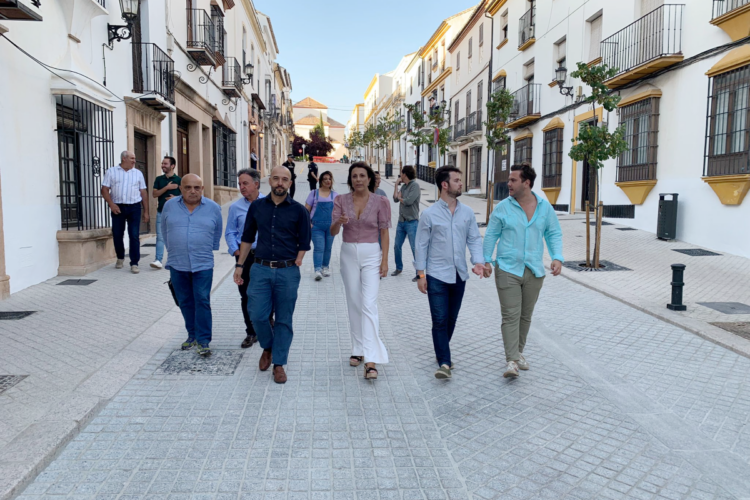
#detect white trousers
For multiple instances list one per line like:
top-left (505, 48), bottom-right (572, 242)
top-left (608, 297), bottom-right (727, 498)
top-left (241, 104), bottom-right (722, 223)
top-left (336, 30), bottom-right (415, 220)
top-left (340, 242), bottom-right (389, 364)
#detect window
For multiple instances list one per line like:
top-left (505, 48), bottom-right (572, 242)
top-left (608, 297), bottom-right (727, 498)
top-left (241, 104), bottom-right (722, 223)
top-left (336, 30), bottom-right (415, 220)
top-left (494, 76), bottom-right (506, 92)
top-left (214, 122), bottom-right (237, 187)
top-left (454, 102), bottom-right (459, 126)
top-left (457, 51), bottom-right (461, 70)
top-left (466, 90), bottom-right (472, 116)
top-left (706, 65), bottom-right (750, 176)
top-left (440, 40), bottom-right (446, 70)
top-left (524, 60), bottom-right (535, 84)
top-left (242, 27), bottom-right (247, 69)
top-left (265, 79), bottom-right (272, 108)
top-left (514, 137), bottom-right (532, 165)
top-left (479, 23), bottom-right (484, 46)
top-left (433, 47), bottom-right (438, 69)
top-left (55, 94), bottom-right (114, 230)
top-left (588, 14), bottom-right (603, 62)
top-left (210, 5), bottom-right (225, 60)
top-left (543, 129), bottom-right (564, 187)
top-left (554, 37), bottom-right (566, 74)
top-left (618, 97), bottom-right (660, 182)
top-left (469, 147), bottom-right (482, 188)
top-left (410, 76), bottom-right (413, 95)
top-left (469, 38), bottom-right (473, 58)
top-left (501, 10), bottom-right (509, 41)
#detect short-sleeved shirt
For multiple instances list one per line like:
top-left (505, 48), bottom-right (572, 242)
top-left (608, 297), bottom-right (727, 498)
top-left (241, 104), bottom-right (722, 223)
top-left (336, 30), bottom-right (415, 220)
top-left (332, 193), bottom-right (391, 244)
top-left (241, 195), bottom-right (311, 261)
top-left (305, 189), bottom-right (337, 220)
top-left (153, 174), bottom-right (182, 212)
top-left (374, 188), bottom-right (387, 197)
top-left (102, 165), bottom-right (146, 204)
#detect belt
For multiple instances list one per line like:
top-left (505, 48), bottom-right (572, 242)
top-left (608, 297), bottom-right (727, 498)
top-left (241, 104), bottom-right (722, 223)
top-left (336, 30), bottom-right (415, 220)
top-left (254, 257), bottom-right (296, 269)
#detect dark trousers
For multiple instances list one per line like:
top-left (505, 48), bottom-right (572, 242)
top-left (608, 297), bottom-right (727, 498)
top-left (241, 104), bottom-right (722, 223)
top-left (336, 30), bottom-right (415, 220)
top-left (236, 253), bottom-right (275, 337)
top-left (426, 273), bottom-right (467, 367)
top-left (112, 203), bottom-right (141, 266)
top-left (290, 181), bottom-right (296, 199)
top-left (308, 180), bottom-right (317, 191)
top-left (170, 268), bottom-right (214, 346)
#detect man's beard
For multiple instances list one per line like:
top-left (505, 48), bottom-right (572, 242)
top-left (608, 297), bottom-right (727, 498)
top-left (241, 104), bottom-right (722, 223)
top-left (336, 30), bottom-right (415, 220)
top-left (447, 188), bottom-right (461, 199)
top-left (273, 186), bottom-right (288, 196)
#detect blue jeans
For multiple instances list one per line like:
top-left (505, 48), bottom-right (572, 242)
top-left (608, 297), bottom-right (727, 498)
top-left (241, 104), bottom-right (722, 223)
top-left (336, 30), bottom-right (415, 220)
top-left (394, 220), bottom-right (418, 271)
top-left (249, 264), bottom-right (301, 366)
top-left (112, 203), bottom-right (141, 265)
top-left (426, 273), bottom-right (466, 367)
top-left (311, 223), bottom-right (334, 272)
top-left (170, 268), bottom-right (214, 347)
top-left (155, 211), bottom-right (165, 262)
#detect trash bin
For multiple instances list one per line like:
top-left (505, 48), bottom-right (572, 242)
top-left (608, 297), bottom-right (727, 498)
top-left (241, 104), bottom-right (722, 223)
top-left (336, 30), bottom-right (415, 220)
top-left (385, 163), bottom-right (393, 179)
top-left (657, 193), bottom-right (678, 240)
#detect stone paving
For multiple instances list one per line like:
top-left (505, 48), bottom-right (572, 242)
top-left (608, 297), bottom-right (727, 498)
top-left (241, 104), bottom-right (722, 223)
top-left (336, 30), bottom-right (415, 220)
top-left (9, 164), bottom-right (750, 500)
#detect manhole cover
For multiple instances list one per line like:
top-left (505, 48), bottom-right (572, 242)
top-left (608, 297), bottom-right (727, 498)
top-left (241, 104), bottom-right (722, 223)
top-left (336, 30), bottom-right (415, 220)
top-left (155, 350), bottom-right (245, 376)
top-left (0, 311), bottom-right (35, 320)
top-left (698, 302), bottom-right (750, 314)
top-left (142, 243), bottom-right (156, 247)
top-left (57, 279), bottom-right (97, 286)
top-left (562, 260), bottom-right (632, 272)
top-left (710, 322), bottom-right (750, 341)
top-left (582, 221), bottom-right (613, 226)
top-left (673, 249), bottom-right (721, 257)
top-left (0, 375), bottom-right (27, 394)
top-left (617, 227), bottom-right (637, 231)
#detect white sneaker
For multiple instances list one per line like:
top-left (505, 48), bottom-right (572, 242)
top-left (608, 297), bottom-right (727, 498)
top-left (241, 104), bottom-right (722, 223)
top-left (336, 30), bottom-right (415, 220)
top-left (503, 361), bottom-right (519, 378)
top-left (115, 259), bottom-right (124, 269)
top-left (150, 260), bottom-right (163, 269)
top-left (131, 265), bottom-right (140, 274)
top-left (321, 267), bottom-right (331, 277)
top-left (314, 272), bottom-right (323, 281)
top-left (517, 354), bottom-right (529, 371)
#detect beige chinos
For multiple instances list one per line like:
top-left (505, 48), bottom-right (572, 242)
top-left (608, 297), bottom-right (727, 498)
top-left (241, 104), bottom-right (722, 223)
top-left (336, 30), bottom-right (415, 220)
top-left (494, 265), bottom-right (545, 362)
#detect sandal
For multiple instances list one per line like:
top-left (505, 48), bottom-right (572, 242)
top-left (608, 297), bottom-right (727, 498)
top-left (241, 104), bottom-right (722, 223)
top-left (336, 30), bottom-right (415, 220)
top-left (349, 356), bottom-right (364, 367)
top-left (364, 366), bottom-right (378, 380)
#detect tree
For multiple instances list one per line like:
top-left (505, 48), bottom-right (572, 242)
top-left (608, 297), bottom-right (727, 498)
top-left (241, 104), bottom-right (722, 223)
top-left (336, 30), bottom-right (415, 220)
top-left (362, 123), bottom-right (378, 165)
top-left (292, 134), bottom-right (309, 160)
top-left (484, 86), bottom-right (514, 151)
top-left (306, 127), bottom-right (334, 158)
top-left (426, 105), bottom-right (451, 167)
top-left (347, 130), bottom-right (363, 160)
top-left (568, 62), bottom-right (628, 269)
top-left (404, 103), bottom-right (432, 171)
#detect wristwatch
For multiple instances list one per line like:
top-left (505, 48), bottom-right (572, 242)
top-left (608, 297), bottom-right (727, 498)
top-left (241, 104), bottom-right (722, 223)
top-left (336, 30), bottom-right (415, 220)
top-left (235, 263), bottom-right (244, 268)
top-left (416, 272), bottom-right (426, 279)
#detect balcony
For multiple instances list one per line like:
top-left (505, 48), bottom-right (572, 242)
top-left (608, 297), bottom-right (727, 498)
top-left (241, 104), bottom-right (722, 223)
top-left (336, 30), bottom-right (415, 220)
top-left (467, 110), bottom-right (483, 136)
top-left (601, 4), bottom-right (684, 89)
top-left (506, 83), bottom-right (541, 129)
top-left (186, 9), bottom-right (216, 67)
top-left (221, 57), bottom-right (242, 98)
top-left (0, 0), bottom-right (43, 21)
top-left (132, 43), bottom-right (175, 112)
top-left (454, 118), bottom-right (466, 140)
top-left (711, 0), bottom-right (750, 41)
top-left (518, 5), bottom-right (536, 50)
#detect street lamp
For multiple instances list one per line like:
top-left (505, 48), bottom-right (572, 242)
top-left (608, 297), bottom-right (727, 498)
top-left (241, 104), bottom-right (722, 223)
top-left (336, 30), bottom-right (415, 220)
top-left (107, 0), bottom-right (139, 46)
top-left (241, 63), bottom-right (254, 86)
top-left (555, 65), bottom-right (574, 97)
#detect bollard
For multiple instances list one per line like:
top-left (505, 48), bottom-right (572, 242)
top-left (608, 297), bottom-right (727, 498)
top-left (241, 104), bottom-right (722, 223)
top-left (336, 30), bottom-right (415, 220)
top-left (667, 264), bottom-right (687, 311)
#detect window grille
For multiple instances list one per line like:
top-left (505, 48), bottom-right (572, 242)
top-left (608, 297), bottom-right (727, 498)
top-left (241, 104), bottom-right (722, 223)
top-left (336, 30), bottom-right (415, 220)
top-left (705, 64), bottom-right (750, 176)
top-left (514, 137), bottom-right (533, 165)
top-left (542, 129), bottom-right (564, 188)
top-left (214, 122), bottom-right (237, 187)
top-left (617, 97), bottom-right (660, 182)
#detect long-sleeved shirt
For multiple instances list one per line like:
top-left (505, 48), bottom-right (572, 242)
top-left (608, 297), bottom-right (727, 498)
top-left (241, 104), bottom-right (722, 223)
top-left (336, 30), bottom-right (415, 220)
top-left (162, 196), bottom-right (223, 273)
top-left (241, 195), bottom-right (311, 261)
top-left (414, 199), bottom-right (484, 284)
top-left (225, 193), bottom-right (266, 255)
top-left (393, 180), bottom-right (420, 222)
top-left (483, 192), bottom-right (564, 278)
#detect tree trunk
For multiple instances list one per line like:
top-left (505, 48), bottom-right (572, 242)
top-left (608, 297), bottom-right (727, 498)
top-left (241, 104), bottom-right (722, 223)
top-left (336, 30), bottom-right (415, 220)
top-left (585, 200), bottom-right (591, 267)
top-left (595, 201), bottom-right (603, 268)
top-left (593, 170), bottom-right (600, 268)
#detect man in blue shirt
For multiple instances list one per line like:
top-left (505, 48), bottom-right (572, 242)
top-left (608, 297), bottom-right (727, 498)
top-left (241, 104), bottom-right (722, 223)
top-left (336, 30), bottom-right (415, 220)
top-left (415, 166), bottom-right (485, 380)
top-left (234, 166), bottom-right (311, 384)
top-left (162, 174), bottom-right (223, 357)
top-left (483, 163), bottom-right (564, 379)
top-left (225, 168), bottom-right (265, 349)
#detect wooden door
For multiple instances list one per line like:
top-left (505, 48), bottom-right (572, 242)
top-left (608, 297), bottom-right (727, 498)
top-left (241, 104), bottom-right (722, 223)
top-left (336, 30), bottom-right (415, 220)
top-left (177, 117), bottom-right (189, 177)
top-left (493, 140), bottom-right (510, 201)
top-left (133, 132), bottom-right (150, 234)
top-left (581, 158), bottom-right (596, 211)
top-left (469, 147), bottom-right (482, 189)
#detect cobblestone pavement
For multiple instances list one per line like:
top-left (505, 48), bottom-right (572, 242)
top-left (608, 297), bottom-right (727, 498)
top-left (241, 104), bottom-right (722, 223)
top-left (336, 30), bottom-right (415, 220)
top-left (10, 164), bottom-right (750, 500)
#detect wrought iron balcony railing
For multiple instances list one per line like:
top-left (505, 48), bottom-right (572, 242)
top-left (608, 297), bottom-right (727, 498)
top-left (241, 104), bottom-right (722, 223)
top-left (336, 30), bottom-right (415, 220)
top-left (454, 118), bottom-right (465, 140)
top-left (507, 83), bottom-right (541, 127)
top-left (466, 111), bottom-right (477, 134)
top-left (518, 5), bottom-right (535, 48)
top-left (712, 0), bottom-right (750, 19)
top-left (186, 9), bottom-right (216, 66)
top-left (601, 4), bottom-right (684, 86)
top-left (132, 42), bottom-right (175, 106)
top-left (222, 57), bottom-right (242, 98)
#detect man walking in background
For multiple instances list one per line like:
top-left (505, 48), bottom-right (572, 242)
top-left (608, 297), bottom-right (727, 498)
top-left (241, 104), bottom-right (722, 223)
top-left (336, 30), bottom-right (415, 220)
top-left (483, 163), bottom-right (564, 379)
top-left (282, 154), bottom-right (298, 199)
top-left (162, 174), bottom-right (223, 357)
top-left (151, 156), bottom-right (181, 269)
top-left (226, 168), bottom-right (265, 349)
top-left (101, 150), bottom-right (149, 274)
top-left (392, 165), bottom-right (420, 282)
top-left (374, 171), bottom-right (387, 197)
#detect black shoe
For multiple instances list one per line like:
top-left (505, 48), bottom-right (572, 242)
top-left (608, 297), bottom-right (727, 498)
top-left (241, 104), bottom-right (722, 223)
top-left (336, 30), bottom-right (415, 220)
top-left (241, 335), bottom-right (257, 349)
top-left (391, 270), bottom-right (402, 277)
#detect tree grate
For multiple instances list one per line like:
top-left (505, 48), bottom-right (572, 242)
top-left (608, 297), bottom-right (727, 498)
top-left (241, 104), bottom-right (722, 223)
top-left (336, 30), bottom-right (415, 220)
top-left (617, 227), bottom-right (637, 231)
top-left (582, 221), bottom-right (613, 226)
top-left (698, 302), bottom-right (750, 315)
top-left (57, 279), bottom-right (97, 286)
top-left (0, 375), bottom-right (27, 394)
top-left (672, 249), bottom-right (721, 257)
top-left (155, 350), bottom-right (245, 376)
top-left (0, 311), bottom-right (36, 320)
top-left (142, 243), bottom-right (156, 247)
top-left (562, 260), bottom-right (632, 272)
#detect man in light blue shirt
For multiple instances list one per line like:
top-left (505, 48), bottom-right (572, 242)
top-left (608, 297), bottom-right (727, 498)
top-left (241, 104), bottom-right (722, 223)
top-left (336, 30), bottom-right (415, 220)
top-left (163, 174), bottom-right (223, 357)
top-left (483, 163), bottom-right (564, 379)
top-left (415, 166), bottom-right (485, 380)
top-left (225, 168), bottom-right (265, 349)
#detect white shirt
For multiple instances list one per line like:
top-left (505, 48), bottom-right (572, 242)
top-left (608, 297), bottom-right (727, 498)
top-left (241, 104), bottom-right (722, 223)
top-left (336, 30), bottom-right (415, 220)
top-left (102, 165), bottom-right (146, 204)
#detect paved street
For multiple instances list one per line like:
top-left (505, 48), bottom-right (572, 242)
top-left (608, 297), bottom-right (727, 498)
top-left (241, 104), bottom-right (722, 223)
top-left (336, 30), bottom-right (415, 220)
top-left (4, 163), bottom-right (750, 500)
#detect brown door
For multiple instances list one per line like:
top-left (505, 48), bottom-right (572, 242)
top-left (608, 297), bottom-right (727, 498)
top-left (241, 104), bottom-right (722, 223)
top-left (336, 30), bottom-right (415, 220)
top-left (581, 157), bottom-right (596, 211)
top-left (186, 0), bottom-right (193, 43)
top-left (131, 3), bottom-right (143, 92)
top-left (493, 140), bottom-right (510, 201)
top-left (177, 117), bottom-right (189, 177)
top-left (133, 132), bottom-right (150, 234)
top-left (469, 147), bottom-right (482, 189)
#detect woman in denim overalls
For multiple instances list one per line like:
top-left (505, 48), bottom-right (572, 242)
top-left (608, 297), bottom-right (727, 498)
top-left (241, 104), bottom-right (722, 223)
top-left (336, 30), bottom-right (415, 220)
top-left (305, 171), bottom-right (337, 281)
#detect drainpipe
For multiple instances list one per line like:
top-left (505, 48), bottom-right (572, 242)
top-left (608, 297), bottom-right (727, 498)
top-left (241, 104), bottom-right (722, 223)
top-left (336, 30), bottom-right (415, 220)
top-left (485, 10), bottom-right (494, 200)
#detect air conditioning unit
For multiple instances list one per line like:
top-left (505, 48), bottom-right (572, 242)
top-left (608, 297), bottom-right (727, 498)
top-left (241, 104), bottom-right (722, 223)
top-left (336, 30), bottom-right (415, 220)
top-left (526, 26), bottom-right (535, 41)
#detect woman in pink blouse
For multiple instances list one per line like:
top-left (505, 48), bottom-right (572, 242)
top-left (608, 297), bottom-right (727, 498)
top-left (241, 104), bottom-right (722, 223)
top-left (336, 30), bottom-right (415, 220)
top-left (331, 162), bottom-right (392, 380)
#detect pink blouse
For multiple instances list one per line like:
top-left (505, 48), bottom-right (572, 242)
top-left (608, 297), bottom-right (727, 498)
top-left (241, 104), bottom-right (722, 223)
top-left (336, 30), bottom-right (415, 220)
top-left (332, 193), bottom-right (392, 243)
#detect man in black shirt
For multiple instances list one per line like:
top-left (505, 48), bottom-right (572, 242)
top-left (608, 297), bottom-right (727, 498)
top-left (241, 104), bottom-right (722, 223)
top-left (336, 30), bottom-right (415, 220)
top-left (281, 154), bottom-right (297, 199)
top-left (234, 166), bottom-right (311, 384)
top-left (307, 160), bottom-right (318, 191)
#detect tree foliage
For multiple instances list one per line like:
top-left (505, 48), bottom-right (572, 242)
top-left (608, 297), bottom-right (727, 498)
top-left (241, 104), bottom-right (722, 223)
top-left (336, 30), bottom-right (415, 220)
top-left (292, 134), bottom-right (308, 159)
top-left (306, 127), bottom-right (334, 158)
top-left (484, 87), bottom-right (515, 151)
top-left (404, 103), bottom-right (433, 162)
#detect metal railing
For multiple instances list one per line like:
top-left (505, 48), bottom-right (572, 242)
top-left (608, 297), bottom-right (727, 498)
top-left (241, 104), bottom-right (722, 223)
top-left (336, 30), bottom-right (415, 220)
top-left (508, 83), bottom-right (541, 123)
top-left (466, 112), bottom-right (477, 134)
top-left (601, 4), bottom-right (684, 78)
top-left (712, 0), bottom-right (750, 19)
top-left (132, 43), bottom-right (175, 104)
top-left (445, 126), bottom-right (452, 142)
top-left (222, 57), bottom-right (241, 91)
top-left (186, 9), bottom-right (216, 60)
top-left (518, 5), bottom-right (535, 48)
top-left (454, 118), bottom-right (465, 140)
top-left (416, 164), bottom-right (435, 184)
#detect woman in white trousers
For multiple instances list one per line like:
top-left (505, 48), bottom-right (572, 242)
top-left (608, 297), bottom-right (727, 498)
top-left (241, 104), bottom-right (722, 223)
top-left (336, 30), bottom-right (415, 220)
top-left (331, 162), bottom-right (392, 379)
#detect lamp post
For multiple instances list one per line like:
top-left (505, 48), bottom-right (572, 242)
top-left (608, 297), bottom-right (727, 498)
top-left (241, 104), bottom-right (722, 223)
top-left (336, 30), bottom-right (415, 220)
top-left (241, 63), bottom-right (254, 86)
top-left (555, 65), bottom-right (574, 97)
top-left (107, 0), bottom-right (140, 46)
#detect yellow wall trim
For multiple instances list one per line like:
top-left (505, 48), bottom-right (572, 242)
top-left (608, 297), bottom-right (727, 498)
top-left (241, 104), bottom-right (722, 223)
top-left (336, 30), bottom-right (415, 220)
top-left (706, 45), bottom-right (750, 77)
top-left (618, 89), bottom-right (663, 108)
top-left (428, 161), bottom-right (436, 168)
top-left (518, 38), bottom-right (536, 52)
top-left (709, 3), bottom-right (750, 41)
top-left (496, 38), bottom-right (509, 50)
top-left (420, 23), bottom-right (450, 58)
top-left (615, 180), bottom-right (657, 205)
top-left (548, 80), bottom-right (558, 88)
top-left (542, 187), bottom-right (561, 205)
top-left (542, 117), bottom-right (565, 132)
top-left (421, 67), bottom-right (453, 97)
top-left (492, 69), bottom-right (507, 81)
top-left (702, 174), bottom-right (750, 205)
top-left (570, 107), bottom-right (604, 213)
top-left (487, 0), bottom-right (508, 16)
top-left (513, 131), bottom-right (533, 142)
top-left (364, 75), bottom-right (378, 100)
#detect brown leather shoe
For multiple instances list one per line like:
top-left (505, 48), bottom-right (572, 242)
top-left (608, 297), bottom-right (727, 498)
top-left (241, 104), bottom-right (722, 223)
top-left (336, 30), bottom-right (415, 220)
top-left (273, 365), bottom-right (287, 384)
top-left (259, 349), bottom-right (272, 371)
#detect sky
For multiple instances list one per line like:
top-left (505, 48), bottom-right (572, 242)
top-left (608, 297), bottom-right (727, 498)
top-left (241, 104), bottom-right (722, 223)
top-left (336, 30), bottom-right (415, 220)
top-left (256, 0), bottom-right (479, 126)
